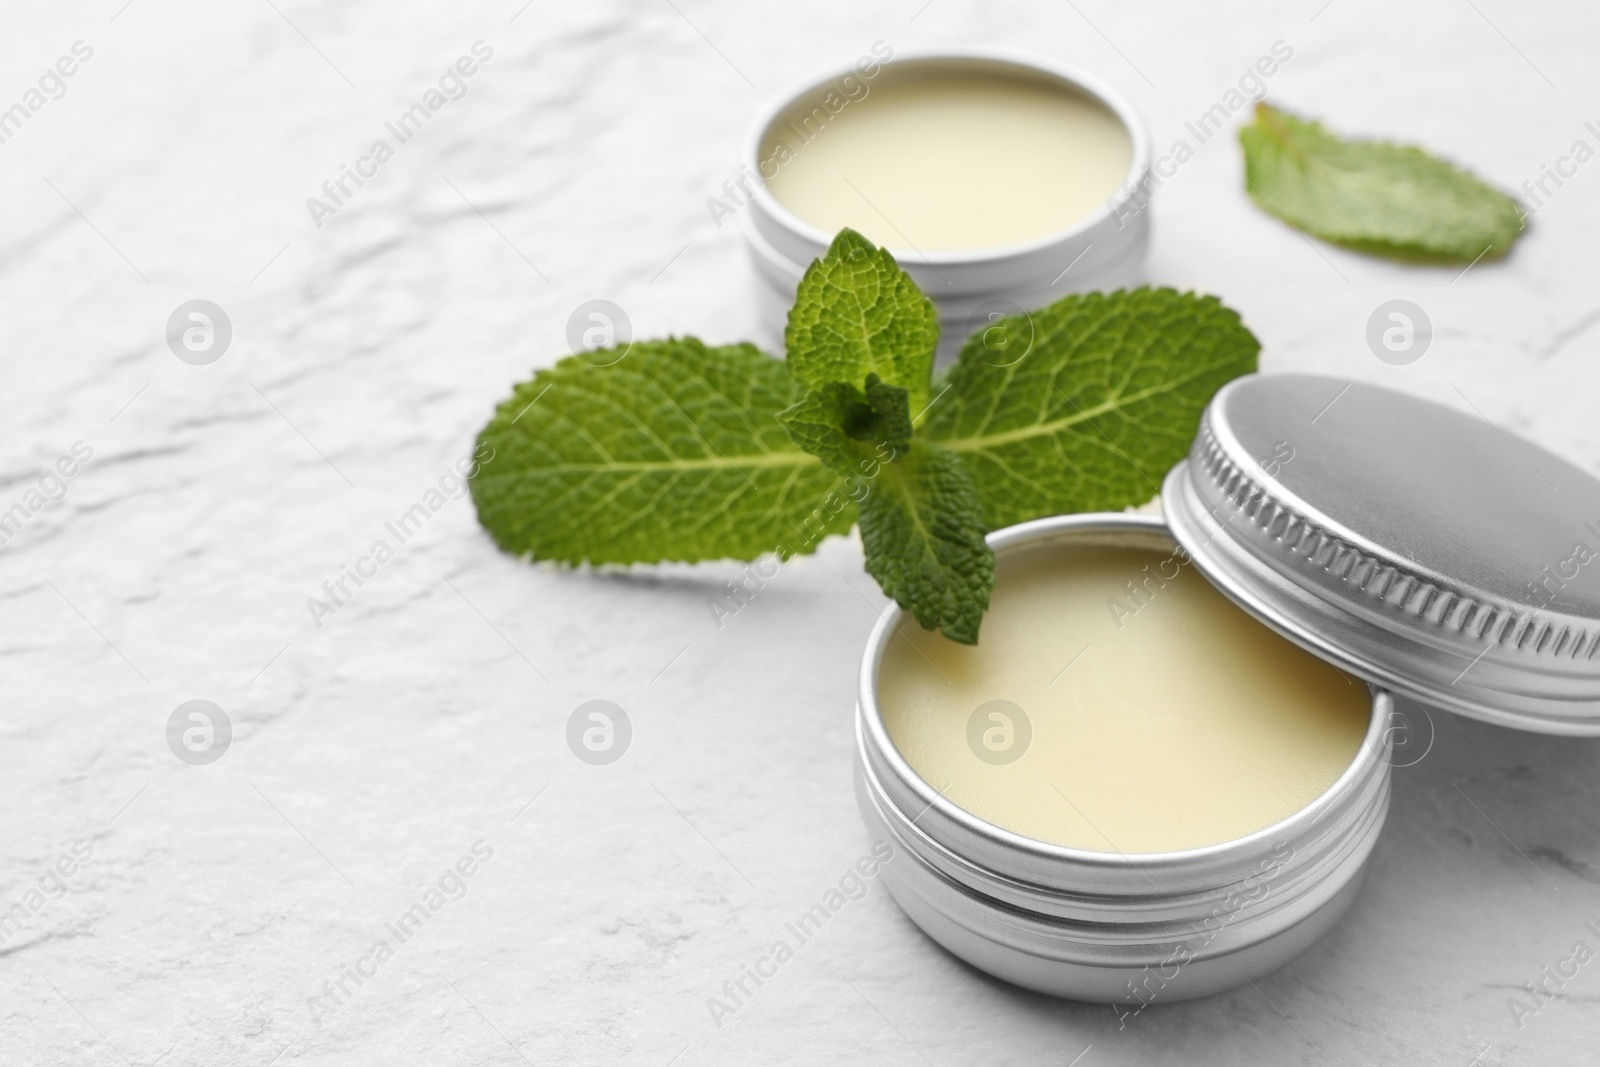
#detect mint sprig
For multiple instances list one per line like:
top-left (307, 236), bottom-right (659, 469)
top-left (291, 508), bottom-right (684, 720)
top-left (1240, 102), bottom-right (1525, 262)
top-left (471, 230), bottom-right (1259, 643)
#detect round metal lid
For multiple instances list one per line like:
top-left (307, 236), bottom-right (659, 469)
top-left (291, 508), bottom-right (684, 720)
top-left (1163, 373), bottom-right (1600, 736)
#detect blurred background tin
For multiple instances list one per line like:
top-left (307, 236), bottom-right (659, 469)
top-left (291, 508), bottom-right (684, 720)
top-left (739, 47), bottom-right (1152, 359)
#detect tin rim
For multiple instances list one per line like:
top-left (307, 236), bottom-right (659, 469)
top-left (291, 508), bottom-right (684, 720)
top-left (738, 198), bottom-right (1151, 297)
top-left (742, 46), bottom-right (1153, 268)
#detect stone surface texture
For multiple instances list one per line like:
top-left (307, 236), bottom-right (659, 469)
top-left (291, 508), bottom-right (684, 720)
top-left (2, 1), bottom-right (1599, 1065)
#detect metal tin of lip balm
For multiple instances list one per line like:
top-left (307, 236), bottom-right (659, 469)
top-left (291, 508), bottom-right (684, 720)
top-left (739, 48), bottom-right (1152, 358)
top-left (855, 372), bottom-right (1600, 1004)
top-left (855, 513), bottom-right (1394, 1004)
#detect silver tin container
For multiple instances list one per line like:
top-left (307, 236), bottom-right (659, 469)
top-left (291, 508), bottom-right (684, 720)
top-left (855, 373), bottom-right (1600, 1003)
top-left (739, 48), bottom-right (1152, 357)
top-left (855, 513), bottom-right (1393, 1004)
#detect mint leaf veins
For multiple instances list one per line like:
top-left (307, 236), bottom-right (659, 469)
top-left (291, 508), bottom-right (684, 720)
top-left (924, 288), bottom-right (1260, 530)
top-left (469, 338), bottom-right (853, 565)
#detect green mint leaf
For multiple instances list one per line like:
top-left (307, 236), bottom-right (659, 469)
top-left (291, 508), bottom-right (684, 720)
top-left (778, 373), bottom-right (913, 473)
top-left (777, 382), bottom-right (864, 471)
top-left (470, 338), bottom-right (855, 565)
top-left (784, 229), bottom-right (938, 408)
top-left (858, 443), bottom-right (994, 645)
top-left (860, 374), bottom-right (914, 451)
top-left (1240, 102), bottom-right (1524, 262)
top-left (924, 288), bottom-right (1259, 529)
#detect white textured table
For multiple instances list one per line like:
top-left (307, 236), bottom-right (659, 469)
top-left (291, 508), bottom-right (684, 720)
top-left (4, 1), bottom-right (1600, 1064)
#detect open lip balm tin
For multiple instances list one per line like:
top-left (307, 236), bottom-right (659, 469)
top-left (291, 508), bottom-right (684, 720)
top-left (856, 373), bottom-right (1600, 1003)
top-left (739, 48), bottom-right (1152, 354)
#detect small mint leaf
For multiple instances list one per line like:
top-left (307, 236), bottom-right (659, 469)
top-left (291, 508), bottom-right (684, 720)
top-left (779, 374), bottom-right (912, 474)
top-left (778, 383), bottom-right (870, 472)
top-left (784, 229), bottom-right (938, 409)
top-left (1240, 102), bottom-right (1525, 262)
top-left (858, 443), bottom-right (994, 645)
top-left (862, 374), bottom-right (913, 453)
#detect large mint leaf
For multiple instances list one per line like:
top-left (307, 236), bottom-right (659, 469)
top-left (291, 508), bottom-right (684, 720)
top-left (924, 288), bottom-right (1258, 530)
top-left (784, 229), bottom-right (938, 409)
top-left (471, 339), bottom-right (854, 564)
top-left (1240, 102), bottom-right (1524, 262)
top-left (859, 443), bottom-right (994, 645)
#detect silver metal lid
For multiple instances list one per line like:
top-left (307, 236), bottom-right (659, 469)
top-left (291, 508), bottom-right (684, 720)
top-left (1163, 373), bottom-right (1600, 736)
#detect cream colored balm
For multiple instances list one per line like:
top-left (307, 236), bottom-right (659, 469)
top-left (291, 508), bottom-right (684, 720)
top-left (762, 66), bottom-right (1133, 251)
top-left (877, 543), bottom-right (1369, 854)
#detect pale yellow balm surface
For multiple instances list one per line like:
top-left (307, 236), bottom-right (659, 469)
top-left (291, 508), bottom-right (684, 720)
top-left (877, 543), bottom-right (1370, 853)
top-left (763, 67), bottom-right (1132, 251)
